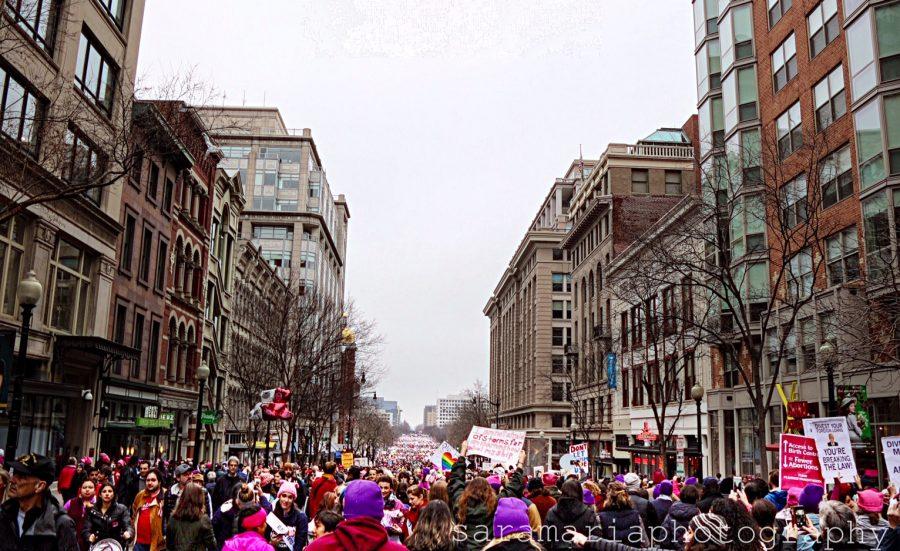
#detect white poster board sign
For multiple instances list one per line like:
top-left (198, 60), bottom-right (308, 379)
top-left (466, 426), bottom-right (526, 467)
top-left (429, 441), bottom-right (461, 471)
top-left (803, 417), bottom-right (858, 482)
top-left (882, 436), bottom-right (900, 487)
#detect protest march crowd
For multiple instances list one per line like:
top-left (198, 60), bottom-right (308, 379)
top-left (0, 425), bottom-right (898, 551)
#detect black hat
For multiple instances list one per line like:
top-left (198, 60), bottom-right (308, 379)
top-left (8, 453), bottom-right (55, 483)
top-left (526, 477), bottom-right (544, 492)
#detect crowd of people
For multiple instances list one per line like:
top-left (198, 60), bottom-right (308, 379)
top-left (376, 434), bottom-right (440, 471)
top-left (0, 441), bottom-right (898, 551)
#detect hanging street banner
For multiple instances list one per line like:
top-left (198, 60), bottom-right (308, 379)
top-left (882, 436), bottom-right (900, 487)
top-left (607, 353), bottom-right (617, 389)
top-left (802, 417), bottom-right (858, 482)
top-left (779, 433), bottom-right (824, 490)
top-left (466, 426), bottom-right (526, 466)
top-left (675, 436), bottom-right (686, 478)
top-left (430, 441), bottom-right (461, 471)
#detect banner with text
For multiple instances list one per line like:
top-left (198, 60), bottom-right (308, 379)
top-left (430, 441), bottom-right (461, 471)
top-left (466, 426), bottom-right (526, 466)
top-left (779, 433), bottom-right (824, 490)
top-left (569, 443), bottom-right (589, 460)
top-left (802, 417), bottom-right (858, 482)
top-left (882, 436), bottom-right (900, 487)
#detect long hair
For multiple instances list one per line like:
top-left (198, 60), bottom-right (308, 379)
top-left (458, 477), bottom-right (497, 524)
top-left (407, 500), bottom-right (457, 551)
top-left (97, 483), bottom-right (116, 509)
top-left (560, 479), bottom-right (583, 501)
top-left (603, 482), bottom-right (633, 511)
top-left (428, 480), bottom-right (449, 504)
top-left (173, 482), bottom-right (205, 522)
top-left (709, 496), bottom-right (759, 551)
top-left (0, 468), bottom-right (9, 503)
top-left (319, 491), bottom-right (339, 514)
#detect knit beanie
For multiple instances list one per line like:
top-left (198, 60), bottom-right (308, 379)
top-left (487, 474), bottom-right (502, 491)
top-left (658, 480), bottom-right (674, 497)
top-left (526, 478), bottom-right (543, 492)
top-left (493, 498), bottom-right (531, 538)
top-left (690, 512), bottom-right (730, 546)
top-left (685, 476), bottom-right (698, 486)
top-left (623, 472), bottom-right (641, 490)
top-left (798, 484), bottom-right (825, 513)
top-left (614, 474), bottom-right (626, 483)
top-left (277, 480), bottom-right (297, 498)
top-left (343, 480), bottom-right (384, 520)
top-left (582, 489), bottom-right (595, 505)
top-left (787, 486), bottom-right (802, 507)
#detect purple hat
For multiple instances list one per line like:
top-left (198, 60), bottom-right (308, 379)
top-left (422, 467), bottom-right (430, 476)
top-left (343, 480), bottom-right (384, 520)
top-left (614, 474), bottom-right (625, 483)
top-left (658, 480), bottom-right (673, 497)
top-left (685, 476), bottom-right (698, 486)
top-left (798, 484), bottom-right (825, 514)
top-left (487, 474), bottom-right (502, 491)
top-left (493, 498), bottom-right (531, 538)
top-left (583, 489), bottom-right (595, 505)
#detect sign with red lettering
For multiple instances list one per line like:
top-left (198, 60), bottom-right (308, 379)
top-left (779, 433), bottom-right (824, 490)
top-left (466, 426), bottom-right (526, 466)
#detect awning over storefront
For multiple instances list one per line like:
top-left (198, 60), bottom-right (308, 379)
top-left (54, 336), bottom-right (140, 372)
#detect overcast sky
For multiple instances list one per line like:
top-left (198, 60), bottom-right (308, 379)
top-left (138, 1), bottom-right (697, 426)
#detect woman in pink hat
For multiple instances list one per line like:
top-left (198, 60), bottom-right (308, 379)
top-left (267, 481), bottom-right (308, 550)
top-left (223, 505), bottom-right (277, 551)
top-left (856, 489), bottom-right (890, 548)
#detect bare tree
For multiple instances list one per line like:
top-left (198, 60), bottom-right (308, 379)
top-left (446, 382), bottom-right (494, 446)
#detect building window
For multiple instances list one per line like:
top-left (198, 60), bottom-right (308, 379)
top-left (723, 352), bottom-right (740, 388)
top-left (154, 239), bottom-right (168, 293)
top-left (147, 162), bottom-right (159, 200)
top-left (863, 193), bottom-right (890, 280)
top-left (552, 248), bottom-right (563, 261)
top-left (826, 227), bottom-right (860, 285)
top-left (0, 66), bottom-right (43, 152)
top-left (730, 194), bottom-right (765, 257)
top-left (147, 319), bottom-right (160, 383)
top-left (138, 226), bottom-right (152, 283)
top-left (768, 0), bottom-right (792, 28)
top-left (777, 102), bottom-right (803, 159)
top-left (781, 174), bottom-right (808, 228)
top-left (308, 183), bottom-right (321, 197)
top-left (814, 65), bottom-right (846, 131)
top-left (808, 0), bottom-right (839, 58)
top-left (277, 175), bottom-right (299, 189)
top-left (772, 34), bottom-right (798, 93)
top-left (725, 66), bottom-right (759, 132)
top-left (64, 127), bottom-right (106, 205)
top-left (131, 311), bottom-right (144, 378)
top-left (877, 4), bottom-right (900, 83)
top-left (74, 30), bottom-right (118, 115)
top-left (119, 212), bottom-right (136, 273)
top-left (97, 0), bottom-right (126, 29)
top-left (275, 199), bottom-right (297, 212)
top-left (632, 365), bottom-right (644, 406)
top-left (0, 216), bottom-right (26, 317)
top-left (552, 300), bottom-right (571, 320)
top-left (552, 327), bottom-right (563, 347)
top-left (552, 355), bottom-right (564, 374)
top-left (721, 4), bottom-right (754, 70)
top-left (5, 0), bottom-right (57, 52)
top-left (693, 0), bottom-right (718, 43)
top-left (787, 248), bottom-right (813, 300)
top-left (630, 304), bottom-right (643, 346)
top-left (821, 145), bottom-right (854, 208)
top-left (696, 38), bottom-right (722, 98)
top-left (163, 178), bottom-right (174, 212)
top-left (551, 382), bottom-right (564, 402)
top-left (665, 171), bottom-right (682, 195)
top-left (112, 302), bottom-right (127, 374)
top-left (631, 169), bottom-right (649, 194)
top-left (552, 273), bottom-right (571, 293)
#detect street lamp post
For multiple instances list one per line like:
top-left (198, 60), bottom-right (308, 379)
top-left (5, 271), bottom-right (43, 460)
top-left (193, 362), bottom-right (210, 468)
top-left (819, 341), bottom-right (836, 416)
top-left (691, 383), bottom-right (705, 479)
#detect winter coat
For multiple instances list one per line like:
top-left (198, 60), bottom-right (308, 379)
top-left (626, 491), bottom-right (658, 529)
top-left (649, 497), bottom-right (673, 524)
top-left (115, 467), bottom-right (140, 508)
top-left (267, 505), bottom-right (308, 551)
top-left (531, 495), bottom-right (556, 523)
top-left (83, 502), bottom-right (131, 546)
top-left (657, 502), bottom-right (698, 550)
top-left (483, 533), bottom-right (543, 550)
top-left (58, 466), bottom-right (77, 496)
top-left (165, 483), bottom-right (213, 521)
top-left (131, 489), bottom-right (166, 551)
top-left (222, 530), bottom-right (275, 551)
top-left (856, 515), bottom-right (891, 549)
top-left (598, 508), bottom-right (644, 548)
top-left (62, 498), bottom-right (94, 551)
top-left (877, 526), bottom-right (900, 551)
top-left (165, 515), bottom-right (217, 551)
top-left (0, 493), bottom-right (79, 551)
top-left (580, 539), bottom-right (663, 551)
top-left (447, 457), bottom-right (494, 551)
top-left (304, 516), bottom-right (408, 551)
top-left (543, 497), bottom-right (600, 550)
top-left (307, 475), bottom-right (338, 519)
top-left (212, 504), bottom-right (239, 550)
top-left (212, 474), bottom-right (242, 510)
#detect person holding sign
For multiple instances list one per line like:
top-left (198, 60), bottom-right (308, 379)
top-left (267, 481), bottom-right (308, 551)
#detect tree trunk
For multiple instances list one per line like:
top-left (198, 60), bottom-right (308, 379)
top-left (756, 410), bottom-right (770, 475)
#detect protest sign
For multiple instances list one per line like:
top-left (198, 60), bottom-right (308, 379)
top-left (802, 417), bottom-right (858, 482)
top-left (569, 443), bottom-right (588, 460)
top-left (559, 453), bottom-right (580, 474)
top-left (466, 426), bottom-right (526, 466)
top-left (779, 433), bottom-right (824, 490)
top-left (882, 436), bottom-right (900, 487)
top-left (430, 441), bottom-right (461, 471)
top-left (676, 436), bottom-right (686, 478)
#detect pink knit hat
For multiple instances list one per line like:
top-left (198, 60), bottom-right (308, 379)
top-left (242, 508), bottom-right (267, 529)
top-left (277, 480), bottom-right (297, 498)
top-left (858, 489), bottom-right (884, 513)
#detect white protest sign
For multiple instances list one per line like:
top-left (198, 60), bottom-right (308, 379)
top-left (266, 511), bottom-right (295, 549)
top-left (882, 436), bottom-right (900, 487)
top-left (429, 441), bottom-right (461, 471)
top-left (569, 443), bottom-right (589, 460)
top-left (466, 426), bottom-right (526, 466)
top-left (803, 417), bottom-right (858, 482)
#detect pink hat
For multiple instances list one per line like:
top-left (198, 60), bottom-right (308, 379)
top-left (259, 472), bottom-right (274, 486)
top-left (99, 453), bottom-right (110, 464)
top-left (787, 486), bottom-right (803, 507)
top-left (277, 480), bottom-right (297, 498)
top-left (487, 474), bottom-right (502, 491)
top-left (542, 473), bottom-right (558, 486)
top-left (858, 489), bottom-right (884, 513)
top-left (241, 508), bottom-right (267, 529)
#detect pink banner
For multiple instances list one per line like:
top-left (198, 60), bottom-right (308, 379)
top-left (779, 433), bottom-right (824, 490)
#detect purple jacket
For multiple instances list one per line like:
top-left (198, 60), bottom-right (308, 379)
top-left (222, 531), bottom-right (274, 551)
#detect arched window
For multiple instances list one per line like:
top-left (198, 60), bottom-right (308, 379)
top-left (588, 270), bottom-right (595, 299)
top-left (167, 318), bottom-right (178, 382)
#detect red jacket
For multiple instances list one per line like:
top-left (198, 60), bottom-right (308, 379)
top-left (531, 494), bottom-right (557, 523)
top-left (58, 464), bottom-right (76, 491)
top-left (306, 517), bottom-right (407, 551)
top-left (307, 475), bottom-right (337, 518)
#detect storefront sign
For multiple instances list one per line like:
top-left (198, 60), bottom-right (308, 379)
top-left (802, 417), bottom-right (858, 482)
top-left (636, 421), bottom-right (658, 442)
top-left (779, 433), bottom-right (824, 490)
top-left (466, 426), bottom-right (526, 466)
top-left (144, 405), bottom-right (160, 419)
top-left (675, 436), bottom-right (686, 477)
top-left (201, 410), bottom-right (221, 425)
top-left (136, 415), bottom-right (173, 429)
top-left (882, 436), bottom-right (900, 487)
top-left (607, 353), bottom-right (617, 389)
